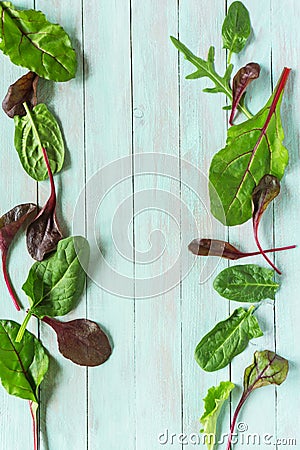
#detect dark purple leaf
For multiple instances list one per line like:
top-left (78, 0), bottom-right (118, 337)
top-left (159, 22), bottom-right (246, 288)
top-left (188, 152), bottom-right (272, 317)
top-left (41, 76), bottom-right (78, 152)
top-left (229, 62), bottom-right (260, 125)
top-left (226, 350), bottom-right (288, 450)
top-left (188, 238), bottom-right (295, 261)
top-left (252, 174), bottom-right (281, 274)
top-left (42, 316), bottom-right (112, 367)
top-left (2, 72), bottom-right (38, 118)
top-left (0, 204), bottom-right (37, 310)
top-left (26, 147), bottom-right (63, 261)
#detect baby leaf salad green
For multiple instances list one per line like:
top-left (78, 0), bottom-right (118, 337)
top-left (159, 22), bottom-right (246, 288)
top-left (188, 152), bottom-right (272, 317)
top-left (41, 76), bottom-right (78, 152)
top-left (172, 2), bottom-right (295, 449)
top-left (0, 2), bottom-right (113, 449)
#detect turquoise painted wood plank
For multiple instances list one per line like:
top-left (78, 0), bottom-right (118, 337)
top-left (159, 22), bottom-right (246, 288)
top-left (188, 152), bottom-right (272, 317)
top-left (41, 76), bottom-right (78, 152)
top-left (33, 1), bottom-right (87, 449)
top-left (0, 2), bottom-right (37, 449)
top-left (179, 1), bottom-right (231, 447)
top-left (271, 0), bottom-right (300, 446)
top-left (131, 1), bottom-right (182, 449)
top-left (82, 1), bottom-right (136, 449)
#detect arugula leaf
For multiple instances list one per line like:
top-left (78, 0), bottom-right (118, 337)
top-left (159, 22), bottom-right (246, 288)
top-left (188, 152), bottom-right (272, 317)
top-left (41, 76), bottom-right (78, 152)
top-left (16, 236), bottom-right (89, 342)
top-left (209, 68), bottom-right (290, 226)
top-left (0, 1), bottom-right (77, 81)
top-left (0, 320), bottom-right (48, 402)
top-left (213, 264), bottom-right (279, 303)
top-left (26, 147), bottom-right (63, 261)
top-left (200, 381), bottom-right (235, 450)
top-left (222, 1), bottom-right (251, 64)
top-left (226, 350), bottom-right (288, 450)
top-left (42, 316), bottom-right (112, 367)
top-left (0, 203), bottom-right (37, 310)
top-left (14, 103), bottom-right (65, 181)
top-left (195, 306), bottom-right (263, 372)
top-left (170, 36), bottom-right (252, 119)
top-left (2, 71), bottom-right (38, 118)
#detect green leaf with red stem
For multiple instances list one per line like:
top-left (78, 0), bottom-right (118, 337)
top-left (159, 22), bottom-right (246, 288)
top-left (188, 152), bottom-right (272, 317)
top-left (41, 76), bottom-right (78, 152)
top-left (226, 350), bottom-right (288, 450)
top-left (209, 67), bottom-right (291, 226)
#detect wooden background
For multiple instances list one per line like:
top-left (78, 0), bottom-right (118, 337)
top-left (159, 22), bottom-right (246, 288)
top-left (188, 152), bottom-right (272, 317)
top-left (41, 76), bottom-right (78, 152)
top-left (0, 0), bottom-right (299, 449)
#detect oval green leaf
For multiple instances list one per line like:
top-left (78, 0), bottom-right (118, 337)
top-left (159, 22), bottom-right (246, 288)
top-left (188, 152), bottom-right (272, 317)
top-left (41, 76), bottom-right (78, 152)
top-left (0, 320), bottom-right (48, 402)
top-left (0, 2), bottom-right (77, 81)
top-left (222, 1), bottom-right (251, 55)
top-left (195, 306), bottom-right (263, 372)
top-left (213, 264), bottom-right (280, 302)
top-left (23, 236), bottom-right (90, 319)
top-left (14, 103), bottom-right (65, 181)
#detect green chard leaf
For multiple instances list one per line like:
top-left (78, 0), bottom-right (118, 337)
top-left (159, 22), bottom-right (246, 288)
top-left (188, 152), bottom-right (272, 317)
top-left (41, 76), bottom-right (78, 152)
top-left (200, 381), bottom-right (235, 450)
top-left (227, 350), bottom-right (289, 449)
top-left (222, 1), bottom-right (251, 59)
top-left (195, 306), bottom-right (263, 372)
top-left (16, 237), bottom-right (90, 342)
top-left (209, 68), bottom-right (290, 226)
top-left (213, 264), bottom-right (280, 303)
top-left (14, 103), bottom-right (65, 181)
top-left (0, 320), bottom-right (48, 402)
top-left (0, 1), bottom-right (77, 81)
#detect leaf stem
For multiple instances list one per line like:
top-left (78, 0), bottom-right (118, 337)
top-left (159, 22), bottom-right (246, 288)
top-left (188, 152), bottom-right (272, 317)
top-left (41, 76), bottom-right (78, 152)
top-left (253, 226), bottom-right (281, 274)
top-left (29, 401), bottom-right (38, 450)
top-left (226, 392), bottom-right (249, 450)
top-left (16, 310), bottom-right (32, 342)
top-left (227, 49), bottom-right (233, 66)
top-left (2, 251), bottom-right (21, 311)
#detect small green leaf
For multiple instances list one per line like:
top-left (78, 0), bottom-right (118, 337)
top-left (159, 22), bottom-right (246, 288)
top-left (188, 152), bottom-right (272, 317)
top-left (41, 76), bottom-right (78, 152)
top-left (23, 236), bottom-right (89, 319)
top-left (0, 320), bottom-right (48, 402)
top-left (195, 306), bottom-right (263, 372)
top-left (213, 264), bottom-right (280, 302)
top-left (200, 381), bottom-right (235, 450)
top-left (222, 1), bottom-right (251, 56)
top-left (0, 2), bottom-right (77, 81)
top-left (14, 103), bottom-right (65, 181)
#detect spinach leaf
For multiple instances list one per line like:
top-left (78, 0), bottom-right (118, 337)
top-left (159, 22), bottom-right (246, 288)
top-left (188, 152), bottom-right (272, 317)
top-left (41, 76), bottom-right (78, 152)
top-left (0, 320), bottom-right (48, 402)
top-left (42, 316), bottom-right (112, 367)
top-left (2, 71), bottom-right (38, 118)
top-left (213, 264), bottom-right (279, 303)
top-left (252, 174), bottom-right (282, 274)
top-left (0, 203), bottom-right (37, 310)
top-left (230, 63), bottom-right (260, 125)
top-left (0, 1), bottom-right (77, 81)
top-left (16, 236), bottom-right (89, 342)
top-left (195, 306), bottom-right (263, 372)
top-left (26, 147), bottom-right (63, 261)
top-left (14, 102), bottom-right (65, 181)
top-left (226, 350), bottom-right (288, 450)
top-left (222, 1), bottom-right (251, 64)
top-left (170, 36), bottom-right (252, 119)
top-left (200, 381), bottom-right (235, 450)
top-left (209, 68), bottom-right (290, 226)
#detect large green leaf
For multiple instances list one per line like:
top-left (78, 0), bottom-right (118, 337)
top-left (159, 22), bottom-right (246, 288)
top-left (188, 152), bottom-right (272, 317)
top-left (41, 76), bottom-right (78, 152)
top-left (0, 2), bottom-right (77, 81)
top-left (23, 236), bottom-right (89, 319)
top-left (222, 1), bottom-right (251, 56)
top-left (195, 306), bottom-right (263, 372)
top-left (14, 103), bottom-right (65, 181)
top-left (209, 77), bottom-right (289, 226)
top-left (200, 381), bottom-right (235, 450)
top-left (213, 264), bottom-right (279, 302)
top-left (0, 320), bottom-right (48, 402)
